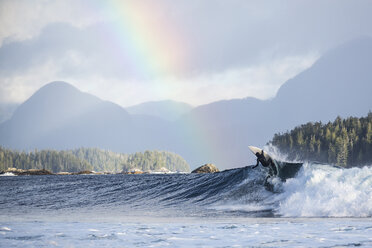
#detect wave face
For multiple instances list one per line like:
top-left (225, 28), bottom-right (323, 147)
top-left (0, 163), bottom-right (371, 219)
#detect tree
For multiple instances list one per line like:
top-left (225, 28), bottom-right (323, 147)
top-left (270, 113), bottom-right (372, 167)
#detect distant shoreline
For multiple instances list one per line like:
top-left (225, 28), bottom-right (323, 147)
top-left (0, 168), bottom-right (183, 176)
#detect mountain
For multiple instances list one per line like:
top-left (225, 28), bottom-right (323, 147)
top-left (0, 81), bottom-right (173, 153)
top-left (177, 36), bottom-right (372, 168)
top-left (0, 103), bottom-right (18, 124)
top-left (126, 100), bottom-right (193, 121)
top-left (176, 97), bottom-right (273, 167)
top-left (1, 37), bottom-right (372, 170)
top-left (0, 81), bottom-right (131, 150)
top-left (272, 36), bottom-right (372, 129)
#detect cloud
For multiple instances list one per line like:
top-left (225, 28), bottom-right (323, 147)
top-left (0, 23), bottom-right (110, 76)
top-left (2, 0), bottom-right (371, 74)
top-left (0, 0), bottom-right (371, 106)
top-left (152, 53), bottom-right (319, 106)
top-left (0, 50), bottom-right (318, 106)
top-left (0, 0), bottom-right (100, 46)
top-left (0, 59), bottom-right (60, 103)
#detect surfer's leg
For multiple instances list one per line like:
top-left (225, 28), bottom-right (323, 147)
top-left (264, 174), bottom-right (270, 184)
top-left (270, 164), bottom-right (277, 176)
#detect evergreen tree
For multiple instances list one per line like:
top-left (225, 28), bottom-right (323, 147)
top-left (270, 112), bottom-right (372, 167)
top-left (0, 147), bottom-right (190, 173)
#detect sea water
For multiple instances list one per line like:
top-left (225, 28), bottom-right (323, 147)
top-left (0, 163), bottom-right (371, 247)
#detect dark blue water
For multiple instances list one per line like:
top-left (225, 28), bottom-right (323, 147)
top-left (0, 166), bottom-right (276, 220)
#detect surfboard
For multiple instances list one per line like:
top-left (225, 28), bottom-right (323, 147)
top-left (248, 146), bottom-right (272, 161)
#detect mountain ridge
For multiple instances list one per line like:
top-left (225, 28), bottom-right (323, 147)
top-left (176, 36), bottom-right (372, 167)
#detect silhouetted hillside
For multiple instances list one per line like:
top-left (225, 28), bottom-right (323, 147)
top-left (0, 81), bottom-right (172, 154)
top-left (0, 103), bottom-right (18, 124)
top-left (178, 37), bottom-right (372, 168)
top-left (272, 36), bottom-right (372, 129)
top-left (0, 81), bottom-right (131, 150)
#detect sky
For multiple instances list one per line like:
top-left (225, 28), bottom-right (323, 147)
top-left (0, 0), bottom-right (371, 107)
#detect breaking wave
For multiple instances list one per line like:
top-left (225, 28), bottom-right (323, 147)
top-left (275, 163), bottom-right (372, 217)
top-left (0, 162), bottom-right (371, 218)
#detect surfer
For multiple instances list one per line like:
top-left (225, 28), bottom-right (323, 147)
top-left (252, 150), bottom-right (277, 182)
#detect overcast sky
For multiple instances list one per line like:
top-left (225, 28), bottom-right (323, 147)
top-left (0, 0), bottom-right (371, 107)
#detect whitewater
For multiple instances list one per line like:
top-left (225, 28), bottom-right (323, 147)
top-left (0, 162), bottom-right (371, 247)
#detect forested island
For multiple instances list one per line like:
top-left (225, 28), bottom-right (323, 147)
top-left (271, 112), bottom-right (372, 167)
top-left (0, 147), bottom-right (190, 173)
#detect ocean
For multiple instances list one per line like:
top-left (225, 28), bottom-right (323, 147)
top-left (1, 163), bottom-right (371, 247)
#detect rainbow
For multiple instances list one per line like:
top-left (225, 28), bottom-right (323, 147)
top-left (90, 1), bottom-right (220, 166)
top-left (95, 1), bottom-right (187, 81)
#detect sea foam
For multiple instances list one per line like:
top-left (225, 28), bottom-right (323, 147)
top-left (276, 163), bottom-right (372, 217)
top-left (0, 172), bottom-right (16, 176)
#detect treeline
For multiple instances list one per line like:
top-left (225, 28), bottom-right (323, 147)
top-left (0, 147), bottom-right (190, 173)
top-left (69, 148), bottom-right (190, 172)
top-left (270, 112), bottom-right (372, 167)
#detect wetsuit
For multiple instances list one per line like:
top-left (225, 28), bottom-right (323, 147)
top-left (252, 151), bottom-right (277, 177)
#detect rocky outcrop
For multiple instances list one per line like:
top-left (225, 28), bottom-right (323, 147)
top-left (150, 167), bottom-right (171, 174)
top-left (191, 164), bottom-right (219, 173)
top-left (1, 168), bottom-right (100, 175)
top-left (0, 168), bottom-right (53, 175)
top-left (56, 172), bottom-right (72, 175)
top-left (73, 170), bottom-right (95, 175)
top-left (121, 168), bottom-right (147, 174)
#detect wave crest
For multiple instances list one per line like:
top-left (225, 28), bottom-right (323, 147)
top-left (276, 163), bottom-right (372, 217)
